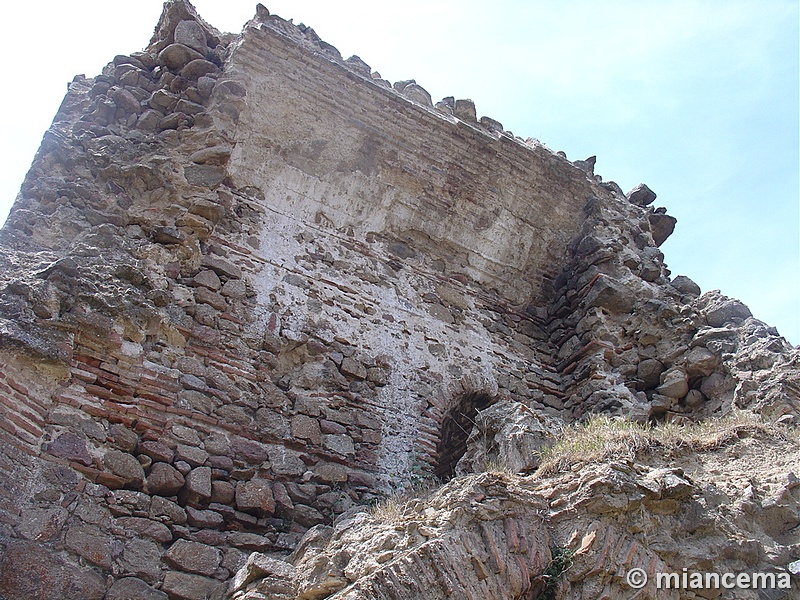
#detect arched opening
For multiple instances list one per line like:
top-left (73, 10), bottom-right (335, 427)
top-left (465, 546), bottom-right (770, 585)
top-left (433, 391), bottom-right (496, 481)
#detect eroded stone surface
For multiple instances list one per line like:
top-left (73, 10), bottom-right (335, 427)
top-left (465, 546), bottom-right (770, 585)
top-left (234, 434), bottom-right (800, 599)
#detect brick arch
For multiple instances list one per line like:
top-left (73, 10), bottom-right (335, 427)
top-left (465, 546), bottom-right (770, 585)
top-left (428, 376), bottom-right (499, 481)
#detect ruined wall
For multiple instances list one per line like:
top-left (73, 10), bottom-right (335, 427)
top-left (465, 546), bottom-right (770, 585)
top-left (0, 1), bottom-right (797, 599)
top-left (226, 21), bottom-right (594, 305)
top-left (0, 2), bottom-right (599, 596)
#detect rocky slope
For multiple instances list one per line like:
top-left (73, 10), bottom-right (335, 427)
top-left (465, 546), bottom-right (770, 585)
top-left (234, 418), bottom-right (800, 599)
top-left (0, 1), bottom-right (797, 599)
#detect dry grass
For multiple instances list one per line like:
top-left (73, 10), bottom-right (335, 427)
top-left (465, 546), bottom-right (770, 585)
top-left (368, 478), bottom-right (441, 525)
top-left (536, 411), bottom-right (796, 476)
top-left (369, 412), bottom-right (799, 522)
top-left (482, 456), bottom-right (518, 476)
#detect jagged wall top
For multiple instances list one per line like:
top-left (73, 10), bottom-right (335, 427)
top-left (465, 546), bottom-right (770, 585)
top-left (147, 0), bottom-right (604, 178)
top-left (148, 0), bottom-right (226, 54)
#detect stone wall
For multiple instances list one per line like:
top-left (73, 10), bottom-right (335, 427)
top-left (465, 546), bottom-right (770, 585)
top-left (0, 1), bottom-right (797, 599)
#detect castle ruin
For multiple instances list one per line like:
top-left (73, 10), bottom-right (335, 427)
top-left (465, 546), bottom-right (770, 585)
top-left (0, 2), bottom-right (797, 598)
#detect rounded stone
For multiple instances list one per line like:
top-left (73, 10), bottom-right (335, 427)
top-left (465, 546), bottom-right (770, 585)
top-left (181, 59), bottom-right (219, 80)
top-left (146, 462), bottom-right (185, 496)
top-left (656, 367), bottom-right (690, 399)
top-left (636, 359), bottom-right (665, 390)
top-left (158, 43), bottom-right (204, 71)
top-left (103, 449), bottom-right (145, 489)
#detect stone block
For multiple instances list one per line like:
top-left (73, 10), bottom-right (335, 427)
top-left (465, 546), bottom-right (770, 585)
top-left (117, 538), bottom-right (163, 584)
top-left (161, 571), bottom-right (222, 600)
top-left (285, 482), bottom-right (317, 504)
top-left (648, 212), bottom-right (677, 246)
top-left (403, 83), bottom-right (433, 106)
top-left (106, 577), bottom-right (168, 600)
top-left (226, 531), bottom-right (274, 552)
top-left (670, 275), bottom-right (701, 296)
top-left (235, 479), bottom-right (275, 517)
top-left (319, 419), bottom-right (346, 435)
top-left (197, 75), bottom-right (216, 98)
top-left (158, 43), bottom-right (204, 70)
top-left (210, 480), bottom-right (236, 504)
top-left (230, 553), bottom-right (297, 594)
top-left (479, 116), bottom-right (504, 133)
top-left (188, 200), bottom-right (226, 226)
top-left (184, 164), bottom-right (226, 187)
top-left (148, 89), bottom-right (179, 112)
top-left (150, 495), bottom-right (188, 524)
top-left (683, 389), bottom-right (706, 408)
top-left (684, 346), bottom-right (719, 377)
top-left (255, 408), bottom-right (291, 438)
top-left (293, 504), bottom-right (325, 527)
top-left (267, 445), bottom-right (306, 476)
top-left (585, 275), bottom-right (635, 314)
top-left (626, 183), bottom-right (657, 206)
top-left (201, 255), bottom-right (242, 279)
top-left (44, 432), bottom-right (92, 466)
top-left (454, 98), bottom-right (477, 122)
top-left (705, 298), bottom-right (752, 327)
top-left (177, 101), bottom-right (210, 121)
top-left (176, 444), bottom-right (210, 467)
top-left (103, 449), bottom-right (145, 489)
top-left (291, 414), bottom-right (321, 444)
top-left (220, 278), bottom-right (247, 298)
top-left (108, 424), bottom-right (139, 452)
top-left (656, 367), bottom-right (689, 399)
top-left (65, 524), bottom-right (114, 568)
top-left (109, 490), bottom-right (152, 516)
top-left (636, 359), bottom-right (665, 390)
top-left (313, 462), bottom-right (348, 484)
top-left (181, 59), bottom-right (219, 80)
top-left (164, 539), bottom-right (221, 576)
top-left (186, 506), bottom-right (224, 528)
top-left (184, 466), bottom-right (212, 502)
top-left (322, 434), bottom-right (355, 456)
top-left (272, 481), bottom-right (294, 516)
top-left (147, 461), bottom-right (185, 496)
top-left (193, 269), bottom-right (221, 290)
top-left (16, 507), bottom-right (68, 542)
top-left (0, 540), bottom-right (105, 600)
top-left (174, 20), bottom-right (208, 54)
top-left (700, 372), bottom-right (730, 399)
top-left (138, 440), bottom-right (175, 463)
top-left (230, 436), bottom-right (270, 463)
top-left (113, 517), bottom-right (173, 543)
top-left (112, 87), bottom-right (142, 115)
top-left (648, 393), bottom-right (675, 415)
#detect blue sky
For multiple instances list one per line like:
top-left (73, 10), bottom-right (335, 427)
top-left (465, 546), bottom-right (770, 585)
top-left (2, 1), bottom-right (797, 343)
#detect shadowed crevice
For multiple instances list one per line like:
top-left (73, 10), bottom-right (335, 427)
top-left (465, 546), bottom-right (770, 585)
top-left (433, 391), bottom-right (497, 481)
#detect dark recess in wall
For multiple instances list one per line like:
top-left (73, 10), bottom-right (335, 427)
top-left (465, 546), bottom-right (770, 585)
top-left (434, 391), bottom-right (496, 481)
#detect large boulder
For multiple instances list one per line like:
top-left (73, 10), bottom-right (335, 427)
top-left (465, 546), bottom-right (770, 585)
top-left (456, 400), bottom-right (562, 475)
